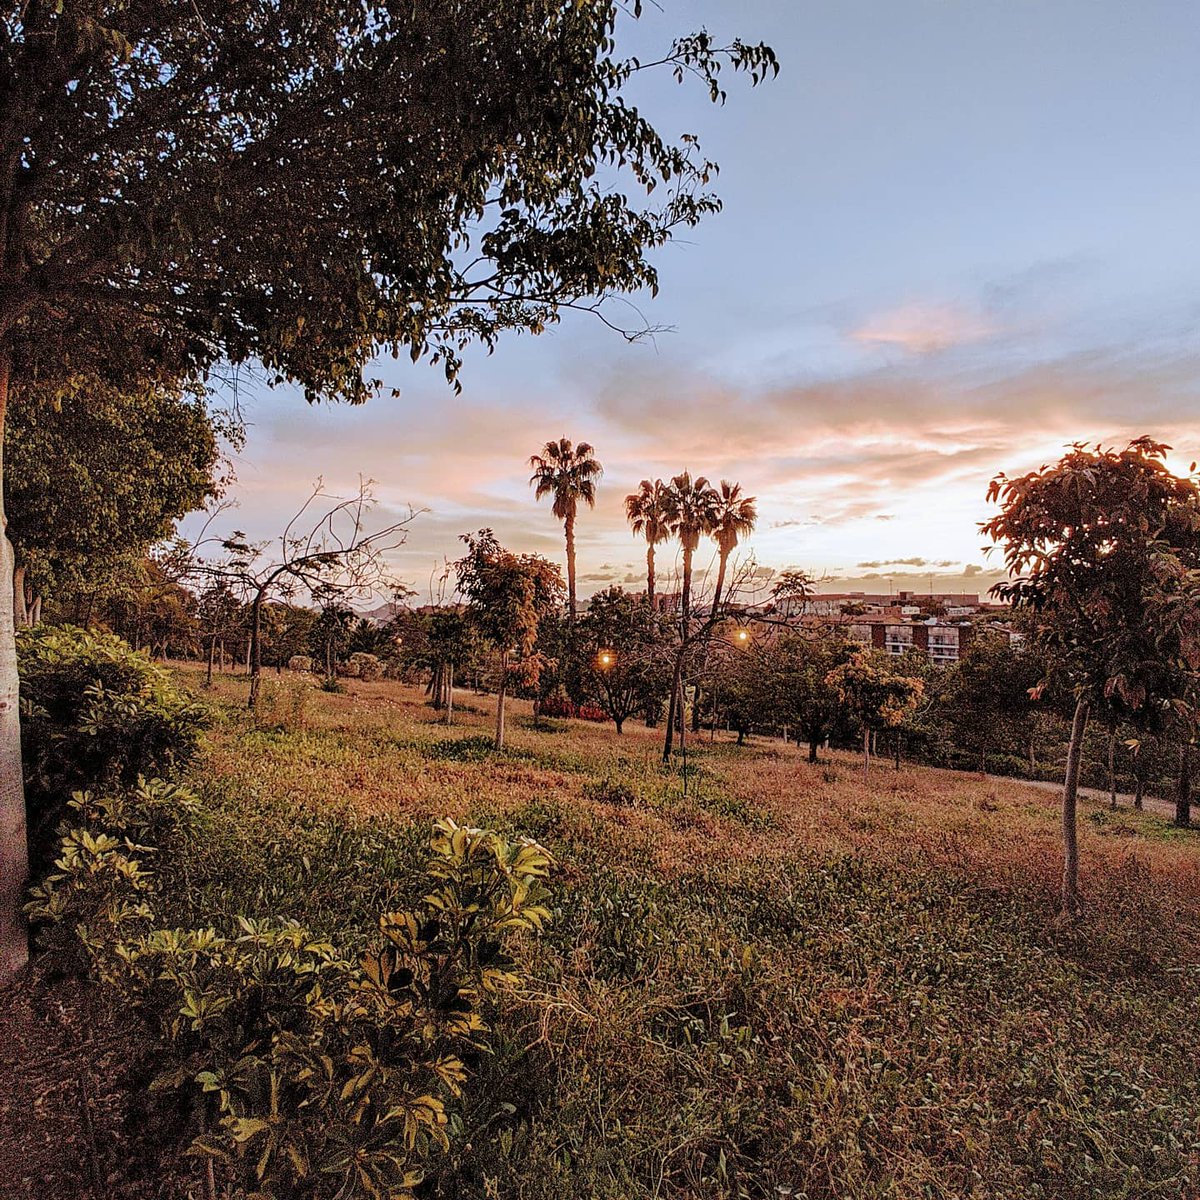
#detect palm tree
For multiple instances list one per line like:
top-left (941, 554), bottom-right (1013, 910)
top-left (624, 478), bottom-right (671, 609)
top-left (529, 437), bottom-right (602, 622)
top-left (709, 480), bottom-right (758, 614)
top-left (664, 471), bottom-right (718, 629)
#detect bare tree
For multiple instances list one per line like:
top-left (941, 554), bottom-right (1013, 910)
top-left (188, 480), bottom-right (418, 707)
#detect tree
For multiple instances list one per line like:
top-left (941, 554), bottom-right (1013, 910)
top-left (192, 481), bottom-right (413, 709)
top-left (940, 634), bottom-right (1041, 773)
top-left (6, 379), bottom-right (225, 624)
top-left (708, 480), bottom-right (757, 614)
top-left (769, 633), bottom-right (855, 763)
top-left (827, 650), bottom-right (923, 781)
top-left (196, 582), bottom-right (242, 686)
top-left (664, 472), bottom-right (718, 629)
top-left (529, 438), bottom-right (602, 623)
top-left (577, 586), bottom-right (671, 733)
top-left (624, 478), bottom-right (672, 609)
top-left (660, 472), bottom-right (718, 750)
top-left (0, 3), bottom-right (776, 974)
top-left (983, 437), bottom-right (1200, 915)
top-left (309, 603), bottom-right (357, 684)
top-left (455, 530), bottom-right (565, 749)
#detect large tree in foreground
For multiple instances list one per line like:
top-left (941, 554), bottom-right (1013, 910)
top-left (983, 437), bottom-right (1200, 917)
top-left (529, 437), bottom-right (602, 624)
top-left (0, 3), bottom-right (776, 974)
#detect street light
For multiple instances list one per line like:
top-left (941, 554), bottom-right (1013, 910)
top-left (597, 649), bottom-right (614, 668)
top-left (734, 628), bottom-right (750, 645)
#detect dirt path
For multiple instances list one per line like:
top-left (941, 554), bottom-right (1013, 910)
top-left (994, 774), bottom-right (1181, 823)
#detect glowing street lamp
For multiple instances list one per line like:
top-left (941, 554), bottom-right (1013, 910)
top-left (597, 649), bottom-right (615, 668)
top-left (734, 627), bottom-right (750, 645)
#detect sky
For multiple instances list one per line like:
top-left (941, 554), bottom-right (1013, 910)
top-left (194, 0), bottom-right (1200, 604)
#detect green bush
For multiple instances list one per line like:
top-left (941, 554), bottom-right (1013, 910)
top-left (17, 624), bottom-right (208, 868)
top-left (28, 778), bottom-right (555, 1200)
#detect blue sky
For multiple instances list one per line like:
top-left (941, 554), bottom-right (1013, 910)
top-left (200, 0), bottom-right (1200, 602)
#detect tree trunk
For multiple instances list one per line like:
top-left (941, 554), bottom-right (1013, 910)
top-left (494, 650), bottom-right (508, 749)
top-left (662, 649), bottom-right (684, 764)
top-left (615, 716), bottom-right (624, 735)
top-left (681, 546), bottom-right (693, 631)
top-left (206, 636), bottom-right (216, 687)
top-left (564, 511), bottom-right (577, 624)
top-left (862, 727), bottom-right (870, 782)
top-left (0, 347), bottom-right (29, 978)
top-left (12, 564), bottom-right (30, 629)
top-left (808, 734), bottom-right (819, 764)
top-left (1175, 743), bottom-right (1192, 828)
top-left (646, 544), bottom-right (656, 610)
top-left (444, 662), bottom-right (454, 725)
top-left (247, 591), bottom-right (265, 709)
top-left (711, 548), bottom-right (730, 616)
top-left (1108, 728), bottom-right (1117, 809)
top-left (1060, 695), bottom-right (1090, 918)
top-left (895, 731), bottom-right (902, 771)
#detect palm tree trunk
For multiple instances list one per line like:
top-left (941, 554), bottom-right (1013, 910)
top-left (1061, 695), bottom-right (1090, 917)
top-left (0, 343), bottom-right (28, 979)
top-left (564, 511), bottom-right (577, 624)
top-left (712, 548), bottom-right (730, 615)
top-left (444, 662), bottom-right (454, 725)
top-left (646, 544), bottom-right (656, 609)
top-left (681, 546), bottom-right (693, 632)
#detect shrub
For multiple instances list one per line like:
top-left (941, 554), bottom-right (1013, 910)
top-left (17, 624), bottom-right (208, 870)
top-left (287, 654), bottom-right (315, 673)
top-left (538, 694), bottom-right (577, 719)
top-left (28, 780), bottom-right (555, 1200)
top-left (576, 703), bottom-right (608, 723)
top-left (349, 651), bottom-right (383, 681)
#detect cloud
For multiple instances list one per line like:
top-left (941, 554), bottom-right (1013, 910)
top-left (850, 302), bottom-right (1000, 355)
top-left (201, 281), bottom-right (1200, 604)
top-left (856, 556), bottom-right (958, 569)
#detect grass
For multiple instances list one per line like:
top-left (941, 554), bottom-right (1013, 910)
top-left (162, 667), bottom-right (1200, 1196)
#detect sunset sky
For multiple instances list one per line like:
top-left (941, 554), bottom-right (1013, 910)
top-left (199, 0), bottom-right (1200, 602)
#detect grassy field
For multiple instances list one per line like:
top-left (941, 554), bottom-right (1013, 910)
top-left (167, 666), bottom-right (1200, 1200)
top-left (7, 664), bottom-right (1199, 1200)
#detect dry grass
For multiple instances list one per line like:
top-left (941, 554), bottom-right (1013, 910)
top-left (189, 665), bottom-right (1200, 945)
top-left (175, 665), bottom-right (1200, 1199)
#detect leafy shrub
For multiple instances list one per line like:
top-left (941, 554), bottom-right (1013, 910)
top-left (538, 695), bottom-right (577, 719)
top-left (17, 624), bottom-right (207, 869)
top-left (320, 676), bottom-right (346, 693)
top-left (349, 651), bottom-right (383, 681)
top-left (535, 696), bottom-right (606, 722)
top-left (28, 780), bottom-right (555, 1200)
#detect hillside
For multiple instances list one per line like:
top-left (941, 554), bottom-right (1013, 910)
top-left (5, 667), bottom-right (1200, 1199)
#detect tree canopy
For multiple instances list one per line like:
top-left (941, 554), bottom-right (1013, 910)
top-left (5, 379), bottom-right (224, 609)
top-left (2, 2), bottom-right (778, 399)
